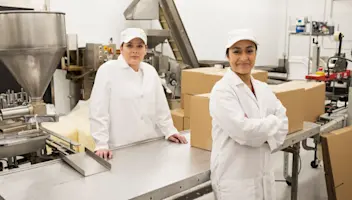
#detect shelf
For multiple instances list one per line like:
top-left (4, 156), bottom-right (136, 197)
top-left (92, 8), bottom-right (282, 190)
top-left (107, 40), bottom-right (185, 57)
top-left (289, 32), bottom-right (333, 36)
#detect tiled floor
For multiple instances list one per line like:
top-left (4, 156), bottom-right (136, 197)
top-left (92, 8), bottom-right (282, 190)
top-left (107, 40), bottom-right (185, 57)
top-left (197, 139), bottom-right (328, 200)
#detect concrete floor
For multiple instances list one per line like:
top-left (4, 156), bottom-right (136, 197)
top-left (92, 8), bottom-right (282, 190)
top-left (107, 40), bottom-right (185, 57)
top-left (197, 139), bottom-right (328, 200)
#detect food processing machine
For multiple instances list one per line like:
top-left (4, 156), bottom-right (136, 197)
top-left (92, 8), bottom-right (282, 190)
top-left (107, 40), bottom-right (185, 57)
top-left (0, 11), bottom-right (111, 174)
top-left (0, 11), bottom-right (68, 168)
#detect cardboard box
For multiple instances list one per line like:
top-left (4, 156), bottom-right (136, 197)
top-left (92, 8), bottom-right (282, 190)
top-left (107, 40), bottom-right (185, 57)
top-left (269, 85), bottom-right (305, 134)
top-left (181, 67), bottom-right (268, 95)
top-left (279, 81), bottom-right (326, 122)
top-left (321, 126), bottom-right (352, 200)
top-left (171, 108), bottom-right (184, 131)
top-left (168, 98), bottom-right (181, 110)
top-left (184, 94), bottom-right (192, 118)
top-left (184, 117), bottom-right (190, 130)
top-left (189, 85), bottom-right (305, 151)
top-left (190, 94), bottom-right (212, 151)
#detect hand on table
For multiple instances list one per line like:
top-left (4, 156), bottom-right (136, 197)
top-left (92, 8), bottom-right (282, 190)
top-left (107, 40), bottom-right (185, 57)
top-left (168, 134), bottom-right (188, 144)
top-left (95, 149), bottom-right (113, 160)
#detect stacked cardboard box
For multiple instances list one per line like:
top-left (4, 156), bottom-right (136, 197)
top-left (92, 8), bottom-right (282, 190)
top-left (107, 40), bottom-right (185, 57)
top-left (181, 67), bottom-right (268, 122)
top-left (189, 80), bottom-right (326, 151)
top-left (176, 67), bottom-right (269, 150)
top-left (190, 86), bottom-right (306, 151)
top-left (171, 67), bottom-right (268, 131)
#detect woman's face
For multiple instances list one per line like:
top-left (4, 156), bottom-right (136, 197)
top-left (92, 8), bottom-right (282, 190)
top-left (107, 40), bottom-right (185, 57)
top-left (227, 40), bottom-right (257, 75)
top-left (120, 38), bottom-right (147, 67)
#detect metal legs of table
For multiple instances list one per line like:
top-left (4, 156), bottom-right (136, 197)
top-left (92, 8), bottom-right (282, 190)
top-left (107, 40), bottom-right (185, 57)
top-left (283, 143), bottom-right (300, 200)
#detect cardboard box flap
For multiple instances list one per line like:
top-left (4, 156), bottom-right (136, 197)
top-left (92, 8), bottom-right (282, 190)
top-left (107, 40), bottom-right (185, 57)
top-left (182, 67), bottom-right (268, 95)
top-left (321, 126), bottom-right (352, 200)
top-left (268, 84), bottom-right (305, 93)
top-left (171, 108), bottom-right (184, 117)
top-left (280, 80), bottom-right (326, 90)
top-left (196, 93), bottom-right (211, 98)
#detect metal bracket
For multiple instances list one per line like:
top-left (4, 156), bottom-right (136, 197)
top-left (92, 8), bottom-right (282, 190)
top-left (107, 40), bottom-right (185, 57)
top-left (61, 147), bottom-right (111, 177)
top-left (131, 171), bottom-right (210, 200)
top-left (302, 139), bottom-right (315, 151)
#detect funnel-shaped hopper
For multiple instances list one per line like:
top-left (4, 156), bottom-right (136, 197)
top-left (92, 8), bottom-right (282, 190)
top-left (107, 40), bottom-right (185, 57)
top-left (0, 11), bottom-right (67, 101)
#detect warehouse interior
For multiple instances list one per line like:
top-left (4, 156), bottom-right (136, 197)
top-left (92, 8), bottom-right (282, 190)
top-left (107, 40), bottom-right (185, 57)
top-left (0, 0), bottom-right (352, 199)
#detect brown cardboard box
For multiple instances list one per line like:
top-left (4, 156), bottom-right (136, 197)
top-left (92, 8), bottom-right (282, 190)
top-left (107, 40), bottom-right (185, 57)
top-left (269, 85), bottom-right (305, 134)
top-left (184, 94), bottom-right (192, 118)
top-left (189, 85), bottom-right (305, 151)
top-left (181, 67), bottom-right (268, 95)
top-left (171, 108), bottom-right (184, 131)
top-left (279, 81), bottom-right (326, 122)
top-left (184, 117), bottom-right (190, 130)
top-left (321, 126), bottom-right (352, 200)
top-left (190, 94), bottom-right (212, 151)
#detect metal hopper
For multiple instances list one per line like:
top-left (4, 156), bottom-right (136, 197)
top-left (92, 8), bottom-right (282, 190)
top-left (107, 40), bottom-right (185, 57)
top-left (0, 11), bottom-right (67, 103)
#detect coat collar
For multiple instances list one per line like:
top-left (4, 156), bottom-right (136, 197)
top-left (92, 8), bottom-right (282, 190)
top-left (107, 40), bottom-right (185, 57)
top-left (117, 55), bottom-right (144, 71)
top-left (224, 68), bottom-right (256, 87)
top-left (224, 68), bottom-right (259, 108)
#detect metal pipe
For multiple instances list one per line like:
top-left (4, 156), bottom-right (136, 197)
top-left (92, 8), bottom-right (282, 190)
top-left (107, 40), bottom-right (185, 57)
top-left (348, 84), bottom-right (352, 126)
top-left (0, 124), bottom-right (27, 133)
top-left (0, 106), bottom-right (31, 120)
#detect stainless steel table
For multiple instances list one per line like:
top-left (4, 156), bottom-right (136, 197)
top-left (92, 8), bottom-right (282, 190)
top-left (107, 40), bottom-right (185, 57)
top-left (0, 133), bottom-right (211, 200)
top-left (0, 122), bottom-right (325, 200)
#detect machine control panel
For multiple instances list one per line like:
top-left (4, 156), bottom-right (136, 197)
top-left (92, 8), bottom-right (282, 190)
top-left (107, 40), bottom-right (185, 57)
top-left (85, 43), bottom-right (117, 71)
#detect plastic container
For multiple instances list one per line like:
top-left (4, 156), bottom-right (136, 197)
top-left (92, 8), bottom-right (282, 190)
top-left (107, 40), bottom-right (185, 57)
top-left (288, 56), bottom-right (311, 80)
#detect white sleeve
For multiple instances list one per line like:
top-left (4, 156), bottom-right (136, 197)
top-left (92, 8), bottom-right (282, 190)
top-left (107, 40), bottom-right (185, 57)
top-left (209, 87), bottom-right (284, 148)
top-left (89, 65), bottom-right (111, 151)
top-left (154, 73), bottom-right (178, 139)
top-left (266, 95), bottom-right (289, 151)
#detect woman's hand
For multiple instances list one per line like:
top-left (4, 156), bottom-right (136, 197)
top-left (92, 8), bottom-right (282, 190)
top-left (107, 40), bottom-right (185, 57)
top-left (95, 149), bottom-right (113, 160)
top-left (168, 134), bottom-right (188, 144)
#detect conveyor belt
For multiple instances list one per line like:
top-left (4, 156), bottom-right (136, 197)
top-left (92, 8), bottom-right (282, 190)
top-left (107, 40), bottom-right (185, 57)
top-left (0, 133), bottom-right (211, 200)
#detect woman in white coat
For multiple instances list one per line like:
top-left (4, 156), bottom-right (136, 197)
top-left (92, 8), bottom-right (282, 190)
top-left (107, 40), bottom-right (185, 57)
top-left (209, 29), bottom-right (289, 200)
top-left (89, 28), bottom-right (187, 159)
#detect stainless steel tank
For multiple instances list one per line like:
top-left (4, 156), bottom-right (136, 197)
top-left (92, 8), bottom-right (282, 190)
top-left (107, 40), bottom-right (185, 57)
top-left (0, 11), bottom-right (67, 103)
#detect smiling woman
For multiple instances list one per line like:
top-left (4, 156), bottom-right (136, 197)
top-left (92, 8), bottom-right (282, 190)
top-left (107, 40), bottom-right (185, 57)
top-left (209, 29), bottom-right (288, 200)
top-left (225, 29), bottom-right (259, 90)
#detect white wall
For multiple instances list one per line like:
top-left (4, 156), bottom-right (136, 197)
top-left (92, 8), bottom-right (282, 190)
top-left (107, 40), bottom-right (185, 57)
top-left (173, 0), bottom-right (283, 66)
top-left (1, 0), bottom-right (352, 65)
top-left (280, 0), bottom-right (352, 61)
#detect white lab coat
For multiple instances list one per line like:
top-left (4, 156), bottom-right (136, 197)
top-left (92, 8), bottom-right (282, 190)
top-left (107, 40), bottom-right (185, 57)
top-left (89, 55), bottom-right (178, 151)
top-left (209, 69), bottom-right (288, 200)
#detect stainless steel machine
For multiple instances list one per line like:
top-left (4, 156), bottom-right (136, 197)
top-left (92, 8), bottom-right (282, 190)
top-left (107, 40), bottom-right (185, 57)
top-left (0, 11), bottom-right (67, 167)
top-left (0, 11), bottom-right (112, 176)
